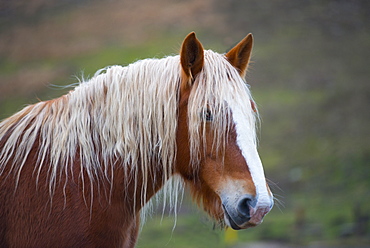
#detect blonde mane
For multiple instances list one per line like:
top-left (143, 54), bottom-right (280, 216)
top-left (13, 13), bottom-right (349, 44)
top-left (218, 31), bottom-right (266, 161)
top-left (0, 50), bottom-right (258, 219)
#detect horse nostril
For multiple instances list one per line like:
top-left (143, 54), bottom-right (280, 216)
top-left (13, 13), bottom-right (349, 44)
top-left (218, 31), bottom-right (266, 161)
top-left (237, 195), bottom-right (254, 219)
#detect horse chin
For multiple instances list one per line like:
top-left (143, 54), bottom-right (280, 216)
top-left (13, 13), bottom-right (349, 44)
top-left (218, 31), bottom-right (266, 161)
top-left (222, 202), bottom-right (267, 230)
top-left (223, 212), bottom-right (260, 230)
top-left (222, 204), bottom-right (254, 230)
top-left (223, 209), bottom-right (241, 230)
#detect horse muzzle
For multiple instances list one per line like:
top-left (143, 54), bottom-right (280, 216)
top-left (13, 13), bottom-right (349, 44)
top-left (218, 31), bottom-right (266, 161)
top-left (222, 194), bottom-right (273, 230)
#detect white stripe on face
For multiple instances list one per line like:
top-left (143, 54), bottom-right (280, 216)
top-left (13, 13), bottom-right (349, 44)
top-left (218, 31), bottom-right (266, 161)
top-left (229, 100), bottom-right (273, 216)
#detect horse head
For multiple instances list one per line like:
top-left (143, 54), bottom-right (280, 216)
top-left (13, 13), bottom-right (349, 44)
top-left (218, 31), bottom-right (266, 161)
top-left (176, 32), bottom-right (273, 230)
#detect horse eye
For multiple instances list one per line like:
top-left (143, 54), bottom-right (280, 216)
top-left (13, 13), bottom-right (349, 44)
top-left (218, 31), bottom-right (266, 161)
top-left (202, 109), bottom-right (213, 122)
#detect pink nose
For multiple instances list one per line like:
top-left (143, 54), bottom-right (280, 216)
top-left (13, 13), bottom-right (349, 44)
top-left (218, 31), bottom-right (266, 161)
top-left (236, 195), bottom-right (272, 225)
top-left (222, 194), bottom-right (273, 229)
top-left (248, 205), bottom-right (272, 225)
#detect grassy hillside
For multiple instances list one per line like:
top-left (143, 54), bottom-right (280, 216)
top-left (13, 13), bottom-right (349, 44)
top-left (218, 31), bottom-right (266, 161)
top-left (0, 0), bottom-right (369, 247)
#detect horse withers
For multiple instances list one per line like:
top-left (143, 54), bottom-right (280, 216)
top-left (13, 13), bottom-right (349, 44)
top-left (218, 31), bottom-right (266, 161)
top-left (0, 32), bottom-right (273, 247)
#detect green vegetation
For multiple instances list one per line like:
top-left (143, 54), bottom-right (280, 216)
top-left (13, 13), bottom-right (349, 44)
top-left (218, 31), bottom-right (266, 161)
top-left (138, 213), bottom-right (224, 248)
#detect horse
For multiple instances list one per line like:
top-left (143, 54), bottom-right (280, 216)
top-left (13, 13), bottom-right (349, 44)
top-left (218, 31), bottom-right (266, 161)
top-left (0, 32), bottom-right (273, 247)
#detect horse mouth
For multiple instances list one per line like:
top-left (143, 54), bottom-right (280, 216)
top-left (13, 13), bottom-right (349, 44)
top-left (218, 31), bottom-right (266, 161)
top-left (223, 207), bottom-right (241, 230)
top-left (222, 204), bottom-right (259, 230)
top-left (222, 204), bottom-right (254, 230)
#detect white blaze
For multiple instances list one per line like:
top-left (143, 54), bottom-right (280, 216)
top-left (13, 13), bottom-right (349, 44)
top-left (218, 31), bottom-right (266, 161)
top-left (229, 100), bottom-right (273, 219)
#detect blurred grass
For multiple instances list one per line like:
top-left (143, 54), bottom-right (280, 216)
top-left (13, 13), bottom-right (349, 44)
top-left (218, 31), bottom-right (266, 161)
top-left (138, 212), bottom-right (224, 248)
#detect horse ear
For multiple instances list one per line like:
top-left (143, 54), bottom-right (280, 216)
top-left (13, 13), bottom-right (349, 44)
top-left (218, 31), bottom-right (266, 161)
top-left (180, 32), bottom-right (204, 81)
top-left (225, 33), bottom-right (253, 76)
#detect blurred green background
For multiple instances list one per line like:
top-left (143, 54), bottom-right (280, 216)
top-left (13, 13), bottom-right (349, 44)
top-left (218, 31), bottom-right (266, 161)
top-left (0, 0), bottom-right (369, 247)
